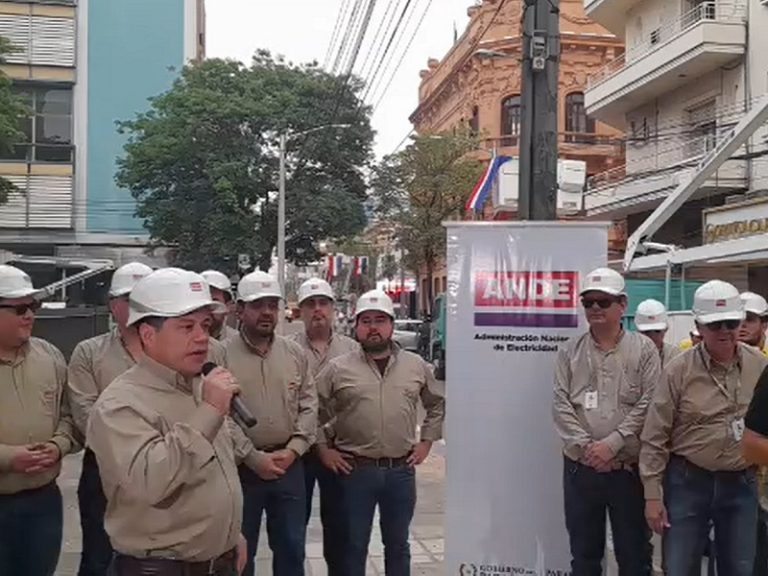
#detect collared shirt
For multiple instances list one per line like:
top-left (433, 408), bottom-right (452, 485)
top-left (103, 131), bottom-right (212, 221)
top-left (87, 356), bottom-right (242, 562)
top-left (68, 331), bottom-right (227, 439)
top-left (289, 330), bottom-right (359, 378)
top-left (0, 337), bottom-right (81, 494)
top-left (223, 332), bottom-right (317, 456)
top-left (553, 330), bottom-right (661, 463)
top-left (662, 343), bottom-right (682, 369)
top-left (640, 343), bottom-right (768, 500)
top-left (213, 324), bottom-right (238, 342)
top-left (316, 346), bottom-right (445, 459)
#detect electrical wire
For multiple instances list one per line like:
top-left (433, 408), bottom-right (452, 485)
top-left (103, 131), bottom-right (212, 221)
top-left (324, 0), bottom-right (352, 70)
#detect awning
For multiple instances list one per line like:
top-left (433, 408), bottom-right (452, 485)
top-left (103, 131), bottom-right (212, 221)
top-left (629, 235), bottom-right (768, 271)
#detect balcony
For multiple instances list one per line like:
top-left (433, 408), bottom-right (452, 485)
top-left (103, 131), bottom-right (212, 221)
top-left (585, 2), bottom-right (746, 127)
top-left (584, 0), bottom-right (642, 37)
top-left (481, 132), bottom-right (625, 158)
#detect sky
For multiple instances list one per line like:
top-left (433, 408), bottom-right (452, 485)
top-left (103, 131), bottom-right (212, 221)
top-left (206, 0), bottom-right (471, 158)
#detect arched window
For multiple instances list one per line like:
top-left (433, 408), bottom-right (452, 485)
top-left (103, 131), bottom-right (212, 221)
top-left (469, 105), bottom-right (480, 136)
top-left (565, 92), bottom-right (596, 143)
top-left (501, 95), bottom-right (521, 146)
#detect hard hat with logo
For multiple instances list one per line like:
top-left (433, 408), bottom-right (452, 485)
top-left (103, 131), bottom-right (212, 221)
top-left (740, 291), bottom-right (768, 317)
top-left (580, 267), bottom-right (626, 297)
top-left (692, 280), bottom-right (744, 325)
top-left (0, 265), bottom-right (39, 299)
top-left (237, 271), bottom-right (283, 303)
top-left (109, 262), bottom-right (153, 298)
top-left (298, 278), bottom-right (335, 305)
top-left (127, 268), bottom-right (226, 326)
top-left (201, 270), bottom-right (232, 293)
top-left (355, 289), bottom-right (395, 319)
top-left (634, 299), bottom-right (669, 331)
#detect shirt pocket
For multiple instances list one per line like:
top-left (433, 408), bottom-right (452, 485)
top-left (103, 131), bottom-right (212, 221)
top-left (33, 364), bottom-right (60, 419)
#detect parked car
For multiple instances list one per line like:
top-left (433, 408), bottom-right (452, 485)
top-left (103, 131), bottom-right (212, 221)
top-left (393, 319), bottom-right (422, 352)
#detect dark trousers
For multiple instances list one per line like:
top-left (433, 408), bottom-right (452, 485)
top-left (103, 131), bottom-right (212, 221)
top-left (303, 452), bottom-right (349, 576)
top-left (756, 507), bottom-right (768, 576)
top-left (341, 464), bottom-right (416, 576)
top-left (663, 456), bottom-right (757, 576)
top-left (0, 482), bottom-right (63, 576)
top-left (78, 448), bottom-right (114, 576)
top-left (563, 457), bottom-right (652, 576)
top-left (240, 460), bottom-right (306, 576)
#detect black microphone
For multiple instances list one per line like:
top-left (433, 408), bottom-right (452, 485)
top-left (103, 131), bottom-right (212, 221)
top-left (202, 362), bottom-right (258, 429)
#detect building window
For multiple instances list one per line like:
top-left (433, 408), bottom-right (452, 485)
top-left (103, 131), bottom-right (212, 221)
top-left (687, 99), bottom-right (717, 158)
top-left (3, 86), bottom-right (73, 164)
top-left (501, 95), bottom-right (521, 147)
top-left (565, 92), bottom-right (596, 143)
top-left (469, 105), bottom-right (479, 136)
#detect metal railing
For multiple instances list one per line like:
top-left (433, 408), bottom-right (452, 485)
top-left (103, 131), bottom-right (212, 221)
top-left (481, 133), bottom-right (625, 152)
top-left (587, 1), bottom-right (747, 90)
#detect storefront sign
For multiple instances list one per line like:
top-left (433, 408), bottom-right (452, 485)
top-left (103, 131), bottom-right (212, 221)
top-left (703, 198), bottom-right (768, 244)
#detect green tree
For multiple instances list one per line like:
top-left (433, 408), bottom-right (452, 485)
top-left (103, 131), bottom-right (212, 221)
top-left (371, 131), bottom-right (483, 308)
top-left (117, 51), bottom-right (374, 273)
top-left (0, 37), bottom-right (29, 203)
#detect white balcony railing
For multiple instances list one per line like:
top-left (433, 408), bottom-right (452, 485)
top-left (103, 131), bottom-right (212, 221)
top-left (587, 1), bottom-right (746, 90)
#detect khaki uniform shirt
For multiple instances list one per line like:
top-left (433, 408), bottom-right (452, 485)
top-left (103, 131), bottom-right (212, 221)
top-left (553, 330), bottom-right (661, 463)
top-left (316, 347), bottom-right (445, 459)
top-left (662, 343), bottom-right (681, 369)
top-left (0, 338), bottom-right (80, 494)
top-left (640, 343), bottom-right (768, 500)
top-left (68, 331), bottom-right (226, 439)
top-left (87, 356), bottom-right (242, 562)
top-left (214, 324), bottom-right (238, 342)
top-left (289, 331), bottom-right (359, 378)
top-left (223, 332), bottom-right (317, 456)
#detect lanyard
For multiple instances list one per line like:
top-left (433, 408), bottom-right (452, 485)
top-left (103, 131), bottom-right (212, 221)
top-left (698, 347), bottom-right (741, 405)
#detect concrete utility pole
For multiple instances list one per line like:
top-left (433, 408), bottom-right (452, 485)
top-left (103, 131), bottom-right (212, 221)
top-left (518, 0), bottom-right (560, 221)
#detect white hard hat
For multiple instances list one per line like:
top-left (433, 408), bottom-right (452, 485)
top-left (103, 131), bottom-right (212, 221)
top-left (635, 299), bottom-right (668, 331)
top-left (127, 268), bottom-right (226, 326)
top-left (580, 267), bottom-right (625, 297)
top-left (109, 262), bottom-right (153, 297)
top-left (201, 270), bottom-right (232, 292)
top-left (355, 289), bottom-right (395, 319)
top-left (298, 278), bottom-right (335, 305)
top-left (237, 271), bottom-right (283, 303)
top-left (0, 265), bottom-right (39, 299)
top-left (693, 280), bottom-right (744, 325)
top-left (740, 291), bottom-right (768, 317)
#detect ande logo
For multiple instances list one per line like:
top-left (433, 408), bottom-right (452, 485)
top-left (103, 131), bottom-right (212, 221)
top-left (474, 271), bottom-right (579, 329)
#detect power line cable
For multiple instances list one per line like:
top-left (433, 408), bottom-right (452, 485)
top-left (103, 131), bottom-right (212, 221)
top-left (324, 0), bottom-right (351, 69)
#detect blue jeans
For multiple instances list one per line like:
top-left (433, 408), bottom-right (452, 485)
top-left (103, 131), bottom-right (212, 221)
top-left (0, 482), bottom-right (63, 576)
top-left (563, 458), bottom-right (652, 576)
top-left (342, 464), bottom-right (416, 576)
top-left (663, 456), bottom-right (758, 576)
top-left (78, 449), bottom-right (113, 576)
top-left (304, 451), bottom-right (349, 576)
top-left (239, 460), bottom-right (306, 576)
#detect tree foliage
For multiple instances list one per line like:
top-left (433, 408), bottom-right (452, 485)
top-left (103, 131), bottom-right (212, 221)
top-left (117, 51), bottom-right (374, 273)
top-left (370, 130), bottom-right (483, 306)
top-left (0, 37), bottom-right (29, 203)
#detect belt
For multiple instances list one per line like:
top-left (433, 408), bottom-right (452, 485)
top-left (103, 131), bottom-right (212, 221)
top-left (352, 455), bottom-right (410, 468)
top-left (112, 548), bottom-right (236, 576)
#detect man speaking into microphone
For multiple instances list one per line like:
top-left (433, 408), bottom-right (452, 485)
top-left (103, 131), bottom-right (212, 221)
top-left (223, 271), bottom-right (317, 576)
top-left (87, 268), bottom-right (247, 576)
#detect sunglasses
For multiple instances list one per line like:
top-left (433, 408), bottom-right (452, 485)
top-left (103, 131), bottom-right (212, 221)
top-left (0, 301), bottom-right (41, 316)
top-left (703, 319), bottom-right (741, 331)
top-left (581, 297), bottom-right (618, 310)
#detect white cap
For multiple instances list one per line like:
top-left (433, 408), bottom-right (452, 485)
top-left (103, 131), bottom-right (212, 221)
top-left (127, 268), bottom-right (226, 326)
top-left (740, 291), bottom-right (768, 317)
top-left (298, 278), bottom-right (334, 305)
top-left (580, 267), bottom-right (625, 296)
top-left (355, 289), bottom-right (395, 319)
top-left (201, 270), bottom-right (232, 292)
top-left (109, 262), bottom-right (153, 297)
top-left (237, 271), bottom-right (283, 303)
top-left (692, 280), bottom-right (744, 325)
top-left (0, 265), bottom-right (39, 299)
top-left (635, 299), bottom-right (668, 331)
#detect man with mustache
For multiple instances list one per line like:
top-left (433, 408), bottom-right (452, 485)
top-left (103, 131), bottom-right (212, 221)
top-left (202, 270), bottom-right (238, 342)
top-left (223, 271), bottom-right (317, 576)
top-left (316, 289), bottom-right (445, 576)
top-left (642, 280), bottom-right (768, 575)
top-left (0, 264), bottom-right (80, 576)
top-left (553, 267), bottom-right (659, 576)
top-left (290, 278), bottom-right (358, 576)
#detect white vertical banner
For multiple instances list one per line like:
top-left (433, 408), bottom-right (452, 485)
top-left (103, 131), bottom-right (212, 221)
top-left (445, 222), bottom-right (609, 576)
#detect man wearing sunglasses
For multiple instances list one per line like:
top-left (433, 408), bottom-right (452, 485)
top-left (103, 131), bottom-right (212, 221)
top-left (642, 280), bottom-right (768, 576)
top-left (66, 261), bottom-right (152, 576)
top-left (634, 299), bottom-right (680, 369)
top-left (0, 264), bottom-right (81, 576)
top-left (554, 267), bottom-right (659, 576)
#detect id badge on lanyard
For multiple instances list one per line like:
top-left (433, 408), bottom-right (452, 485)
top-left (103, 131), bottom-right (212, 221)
top-left (698, 348), bottom-right (743, 440)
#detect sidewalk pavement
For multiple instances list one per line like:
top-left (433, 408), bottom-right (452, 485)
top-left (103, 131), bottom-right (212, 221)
top-left (55, 447), bottom-right (446, 576)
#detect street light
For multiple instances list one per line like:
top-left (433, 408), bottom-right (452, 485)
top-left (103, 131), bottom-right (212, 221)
top-left (278, 123), bottom-right (351, 292)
